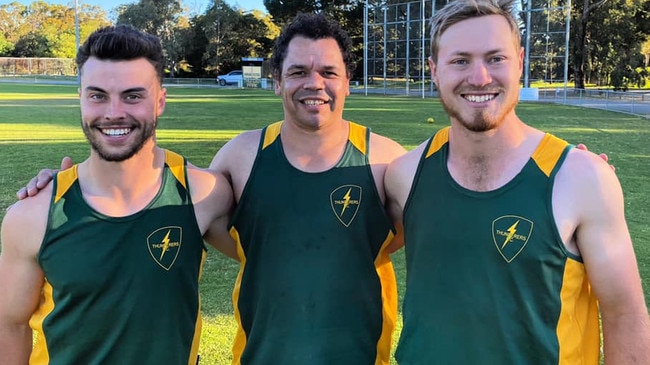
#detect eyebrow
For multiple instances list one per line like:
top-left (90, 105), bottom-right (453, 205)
top-left (451, 49), bottom-right (505, 58)
top-left (285, 64), bottom-right (340, 72)
top-left (84, 86), bottom-right (148, 94)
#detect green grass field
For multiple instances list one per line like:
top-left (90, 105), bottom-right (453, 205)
top-left (1, 83), bottom-right (648, 364)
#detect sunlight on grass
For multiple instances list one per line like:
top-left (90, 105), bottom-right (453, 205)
top-left (0, 124), bottom-right (83, 141)
top-left (157, 130), bottom-right (243, 141)
top-left (0, 124), bottom-right (245, 143)
top-left (552, 127), bottom-right (648, 134)
top-left (0, 93), bottom-right (77, 100)
top-left (200, 314), bottom-right (238, 363)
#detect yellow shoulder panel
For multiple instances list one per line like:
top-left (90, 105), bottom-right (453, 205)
top-left (262, 121), bottom-right (283, 150)
top-left (531, 134), bottom-right (569, 178)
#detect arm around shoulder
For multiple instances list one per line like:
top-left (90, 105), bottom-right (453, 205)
top-left (0, 189), bottom-right (51, 363)
top-left (559, 149), bottom-right (650, 363)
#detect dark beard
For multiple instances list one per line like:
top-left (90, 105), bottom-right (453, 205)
top-left (82, 119), bottom-right (156, 162)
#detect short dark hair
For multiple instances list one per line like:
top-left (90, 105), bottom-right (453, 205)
top-left (76, 25), bottom-right (165, 84)
top-left (270, 13), bottom-right (356, 80)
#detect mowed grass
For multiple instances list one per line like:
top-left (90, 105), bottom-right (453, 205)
top-left (0, 83), bottom-right (648, 364)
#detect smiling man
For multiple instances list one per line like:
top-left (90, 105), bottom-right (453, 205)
top-left (0, 25), bottom-right (233, 364)
top-left (209, 13), bottom-right (406, 365)
top-left (385, 0), bottom-right (650, 363)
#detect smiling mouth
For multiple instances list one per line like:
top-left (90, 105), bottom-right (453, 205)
top-left (302, 99), bottom-right (328, 106)
top-left (463, 94), bottom-right (497, 103)
top-left (101, 128), bottom-right (132, 136)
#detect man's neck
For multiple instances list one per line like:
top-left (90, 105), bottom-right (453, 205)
top-left (280, 119), bottom-right (350, 172)
top-left (77, 145), bottom-right (165, 216)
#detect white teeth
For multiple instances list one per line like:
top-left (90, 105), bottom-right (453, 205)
top-left (102, 128), bottom-right (131, 136)
top-left (465, 94), bottom-right (495, 103)
top-left (303, 99), bottom-right (326, 105)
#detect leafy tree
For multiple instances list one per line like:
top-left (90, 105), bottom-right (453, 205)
top-left (570, 0), bottom-right (648, 89)
top-left (116, 0), bottom-right (186, 77)
top-left (0, 2), bottom-right (27, 45)
top-left (642, 36), bottom-right (650, 67)
top-left (0, 33), bottom-right (13, 56)
top-left (12, 32), bottom-right (52, 57)
top-left (1, 1), bottom-right (109, 58)
top-left (196, 0), bottom-right (277, 76)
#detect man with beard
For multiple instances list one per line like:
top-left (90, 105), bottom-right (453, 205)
top-left (384, 0), bottom-right (650, 363)
top-left (207, 13), bottom-right (406, 364)
top-left (0, 25), bottom-right (233, 364)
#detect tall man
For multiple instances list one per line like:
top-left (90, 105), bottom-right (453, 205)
top-left (209, 13), bottom-right (406, 364)
top-left (385, 0), bottom-right (650, 363)
top-left (0, 25), bottom-right (233, 364)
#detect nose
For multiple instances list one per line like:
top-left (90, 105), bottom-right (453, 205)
top-left (104, 99), bottom-right (126, 120)
top-left (303, 72), bottom-right (325, 90)
top-left (467, 61), bottom-right (492, 87)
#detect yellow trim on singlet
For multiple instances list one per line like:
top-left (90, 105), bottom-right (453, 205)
top-left (348, 121), bottom-right (368, 155)
top-left (262, 122), bottom-right (283, 150)
top-left (426, 126), bottom-right (449, 159)
top-left (54, 165), bottom-right (78, 204)
top-left (29, 280), bottom-right (55, 364)
top-left (531, 134), bottom-right (570, 178)
top-left (556, 259), bottom-right (600, 364)
top-left (230, 226), bottom-right (248, 365)
top-left (374, 230), bottom-right (397, 365)
top-left (165, 149), bottom-right (187, 189)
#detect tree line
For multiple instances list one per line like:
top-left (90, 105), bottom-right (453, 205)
top-left (1, 0), bottom-right (649, 89)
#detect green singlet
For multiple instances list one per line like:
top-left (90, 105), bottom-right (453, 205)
top-left (395, 127), bottom-right (600, 364)
top-left (230, 121), bottom-right (397, 365)
top-left (30, 150), bottom-right (206, 365)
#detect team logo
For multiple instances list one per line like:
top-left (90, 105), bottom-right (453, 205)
top-left (492, 216), bottom-right (533, 263)
top-left (147, 226), bottom-right (182, 270)
top-left (330, 185), bottom-right (362, 227)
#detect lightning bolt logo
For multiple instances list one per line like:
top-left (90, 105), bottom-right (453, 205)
top-left (340, 188), bottom-right (352, 215)
top-left (159, 230), bottom-right (172, 260)
top-left (501, 220), bottom-right (519, 249)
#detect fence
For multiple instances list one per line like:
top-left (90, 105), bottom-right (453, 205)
top-left (1, 75), bottom-right (647, 119)
top-left (0, 57), bottom-right (76, 76)
top-left (538, 88), bottom-right (650, 118)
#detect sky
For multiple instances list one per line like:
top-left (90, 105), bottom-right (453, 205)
top-left (11, 0), bottom-right (267, 14)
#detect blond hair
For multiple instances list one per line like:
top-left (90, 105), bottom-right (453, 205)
top-left (429, 0), bottom-right (521, 62)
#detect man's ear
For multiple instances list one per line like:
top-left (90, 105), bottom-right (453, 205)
top-left (428, 57), bottom-right (439, 87)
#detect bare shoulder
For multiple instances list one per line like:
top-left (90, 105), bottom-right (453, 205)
top-left (209, 129), bottom-right (262, 173)
top-left (553, 146), bottom-right (624, 252)
top-left (1, 183), bottom-right (53, 256)
top-left (557, 146), bottom-right (619, 195)
top-left (387, 139), bottom-right (428, 176)
top-left (369, 132), bottom-right (407, 164)
top-left (384, 140), bottom-right (429, 207)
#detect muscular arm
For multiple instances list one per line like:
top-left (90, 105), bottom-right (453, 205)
top-left (383, 143), bottom-right (426, 254)
top-left (187, 165), bottom-right (238, 260)
top-left (368, 133), bottom-right (407, 253)
top-left (555, 150), bottom-right (650, 363)
top-left (0, 192), bottom-right (50, 363)
top-left (208, 130), bottom-right (261, 202)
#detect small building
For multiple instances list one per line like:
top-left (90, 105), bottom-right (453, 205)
top-left (241, 57), bottom-right (271, 88)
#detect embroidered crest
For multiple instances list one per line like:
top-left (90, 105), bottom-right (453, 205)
top-left (330, 185), bottom-right (362, 227)
top-left (147, 226), bottom-right (182, 270)
top-left (492, 216), bottom-right (533, 263)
